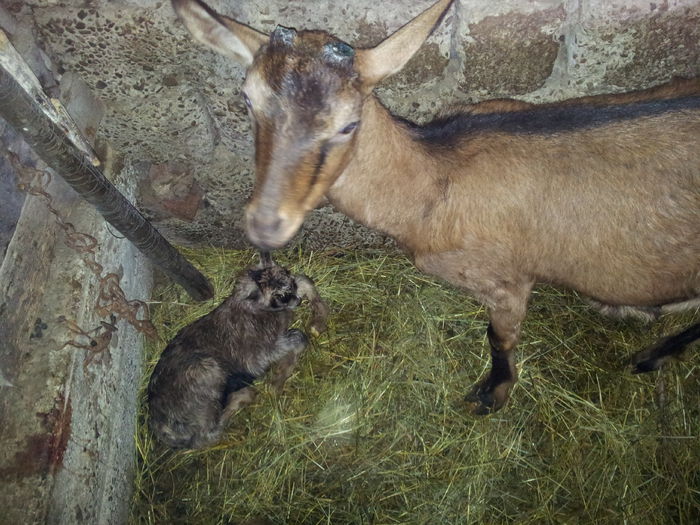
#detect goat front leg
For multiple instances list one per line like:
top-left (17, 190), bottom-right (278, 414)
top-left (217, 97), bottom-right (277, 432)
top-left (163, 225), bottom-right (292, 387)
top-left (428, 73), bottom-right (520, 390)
top-left (269, 329), bottom-right (309, 393)
top-left (466, 284), bottom-right (531, 415)
top-left (294, 274), bottom-right (330, 336)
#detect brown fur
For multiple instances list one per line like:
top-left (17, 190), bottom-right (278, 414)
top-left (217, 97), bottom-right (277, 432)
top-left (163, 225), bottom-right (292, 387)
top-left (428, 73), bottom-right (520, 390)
top-left (147, 258), bottom-right (329, 449)
top-left (173, 0), bottom-right (699, 414)
top-left (456, 76), bottom-right (700, 115)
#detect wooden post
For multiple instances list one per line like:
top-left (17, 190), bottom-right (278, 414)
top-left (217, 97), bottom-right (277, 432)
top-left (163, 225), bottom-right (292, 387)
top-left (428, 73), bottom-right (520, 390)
top-left (0, 30), bottom-right (213, 301)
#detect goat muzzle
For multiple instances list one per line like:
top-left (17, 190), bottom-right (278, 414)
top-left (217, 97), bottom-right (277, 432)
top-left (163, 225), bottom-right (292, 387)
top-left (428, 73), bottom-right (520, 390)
top-left (245, 208), bottom-right (299, 250)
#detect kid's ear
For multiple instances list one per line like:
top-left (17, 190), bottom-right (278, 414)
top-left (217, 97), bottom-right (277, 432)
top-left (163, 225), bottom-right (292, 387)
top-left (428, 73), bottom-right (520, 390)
top-left (355, 0), bottom-right (454, 92)
top-left (172, 0), bottom-right (268, 66)
top-left (245, 288), bottom-right (261, 302)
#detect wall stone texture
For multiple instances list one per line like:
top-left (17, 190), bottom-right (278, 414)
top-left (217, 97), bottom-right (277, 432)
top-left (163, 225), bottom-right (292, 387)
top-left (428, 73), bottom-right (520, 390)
top-left (9, 0), bottom-right (700, 249)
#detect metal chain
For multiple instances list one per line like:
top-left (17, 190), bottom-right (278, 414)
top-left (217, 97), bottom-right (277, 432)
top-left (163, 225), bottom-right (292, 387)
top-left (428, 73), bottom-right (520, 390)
top-left (8, 151), bottom-right (157, 366)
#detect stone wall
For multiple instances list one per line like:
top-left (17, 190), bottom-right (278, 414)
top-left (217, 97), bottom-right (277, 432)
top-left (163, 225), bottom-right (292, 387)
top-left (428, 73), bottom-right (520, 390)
top-left (12, 0), bottom-right (699, 250)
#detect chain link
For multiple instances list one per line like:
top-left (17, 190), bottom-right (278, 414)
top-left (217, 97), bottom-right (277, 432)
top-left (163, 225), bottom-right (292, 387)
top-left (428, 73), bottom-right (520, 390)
top-left (8, 151), bottom-right (157, 366)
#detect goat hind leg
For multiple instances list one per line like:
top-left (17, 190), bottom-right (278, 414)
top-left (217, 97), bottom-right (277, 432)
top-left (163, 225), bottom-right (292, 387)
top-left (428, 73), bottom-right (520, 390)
top-left (220, 386), bottom-right (257, 427)
top-left (269, 329), bottom-right (309, 392)
top-left (631, 322), bottom-right (700, 373)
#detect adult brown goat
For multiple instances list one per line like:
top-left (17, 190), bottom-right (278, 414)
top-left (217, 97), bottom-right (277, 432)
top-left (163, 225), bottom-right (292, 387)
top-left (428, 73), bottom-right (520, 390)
top-left (172, 0), bottom-right (700, 414)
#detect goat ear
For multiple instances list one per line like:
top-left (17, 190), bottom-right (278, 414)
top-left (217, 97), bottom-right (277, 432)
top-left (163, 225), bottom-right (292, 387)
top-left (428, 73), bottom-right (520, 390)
top-left (245, 288), bottom-right (261, 302)
top-left (172, 0), bottom-right (267, 66)
top-left (355, 0), bottom-right (453, 91)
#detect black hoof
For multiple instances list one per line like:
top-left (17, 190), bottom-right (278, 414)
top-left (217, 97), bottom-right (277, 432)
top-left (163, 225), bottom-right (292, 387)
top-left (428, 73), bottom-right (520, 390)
top-left (630, 323), bottom-right (700, 374)
top-left (465, 383), bottom-right (500, 416)
top-left (630, 351), bottom-right (663, 374)
top-left (631, 361), bottom-right (659, 374)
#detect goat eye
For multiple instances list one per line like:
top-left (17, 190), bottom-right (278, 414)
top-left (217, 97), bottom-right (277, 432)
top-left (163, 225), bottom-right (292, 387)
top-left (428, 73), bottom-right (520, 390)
top-left (339, 121), bottom-right (359, 135)
top-left (242, 92), bottom-right (252, 109)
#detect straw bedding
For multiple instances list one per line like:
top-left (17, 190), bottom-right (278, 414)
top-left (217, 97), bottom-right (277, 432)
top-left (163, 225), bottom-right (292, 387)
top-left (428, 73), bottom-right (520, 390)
top-left (131, 247), bottom-right (699, 524)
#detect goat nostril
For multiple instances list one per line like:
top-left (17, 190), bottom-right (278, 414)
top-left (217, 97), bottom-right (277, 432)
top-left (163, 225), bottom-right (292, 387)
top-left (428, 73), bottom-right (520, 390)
top-left (268, 217), bottom-right (282, 232)
top-left (246, 210), bottom-right (295, 250)
top-left (248, 212), bottom-right (283, 235)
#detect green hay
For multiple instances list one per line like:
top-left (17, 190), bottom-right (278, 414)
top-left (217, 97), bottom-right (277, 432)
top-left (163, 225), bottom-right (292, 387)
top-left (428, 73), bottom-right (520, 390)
top-left (131, 247), bottom-right (700, 524)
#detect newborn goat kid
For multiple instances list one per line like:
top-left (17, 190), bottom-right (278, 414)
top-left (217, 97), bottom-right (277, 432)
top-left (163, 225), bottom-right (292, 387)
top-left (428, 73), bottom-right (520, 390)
top-left (148, 256), bottom-right (329, 449)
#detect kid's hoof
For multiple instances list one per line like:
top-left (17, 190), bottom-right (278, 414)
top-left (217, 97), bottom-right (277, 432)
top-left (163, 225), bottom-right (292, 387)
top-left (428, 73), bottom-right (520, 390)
top-left (309, 322), bottom-right (325, 337)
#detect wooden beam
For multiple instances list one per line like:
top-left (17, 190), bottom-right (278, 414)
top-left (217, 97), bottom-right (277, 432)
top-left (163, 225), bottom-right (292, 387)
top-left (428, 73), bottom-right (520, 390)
top-left (0, 30), bottom-right (213, 301)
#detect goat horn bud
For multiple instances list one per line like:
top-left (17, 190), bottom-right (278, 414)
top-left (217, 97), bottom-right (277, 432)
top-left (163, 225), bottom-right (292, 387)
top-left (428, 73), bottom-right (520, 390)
top-left (271, 25), bottom-right (297, 46)
top-left (324, 41), bottom-right (355, 63)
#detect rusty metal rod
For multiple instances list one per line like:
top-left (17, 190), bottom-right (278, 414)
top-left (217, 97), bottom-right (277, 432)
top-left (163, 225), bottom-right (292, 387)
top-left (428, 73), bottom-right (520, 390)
top-left (0, 66), bottom-right (214, 301)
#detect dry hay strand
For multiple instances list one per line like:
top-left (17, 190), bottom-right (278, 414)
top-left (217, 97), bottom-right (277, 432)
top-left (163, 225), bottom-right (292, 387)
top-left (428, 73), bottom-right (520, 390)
top-left (131, 247), bottom-right (700, 525)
